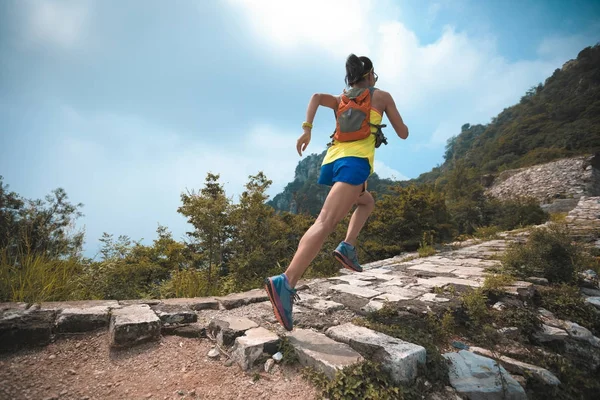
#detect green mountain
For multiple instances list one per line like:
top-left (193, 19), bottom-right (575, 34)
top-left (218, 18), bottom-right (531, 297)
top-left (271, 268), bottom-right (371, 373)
top-left (269, 44), bottom-right (600, 214)
top-left (417, 44), bottom-right (600, 185)
top-left (268, 151), bottom-right (400, 216)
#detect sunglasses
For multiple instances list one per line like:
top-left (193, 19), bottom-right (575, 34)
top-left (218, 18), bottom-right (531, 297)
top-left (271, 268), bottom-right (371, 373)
top-left (363, 68), bottom-right (378, 83)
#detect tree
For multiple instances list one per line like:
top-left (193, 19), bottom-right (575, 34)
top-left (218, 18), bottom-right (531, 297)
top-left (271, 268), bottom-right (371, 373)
top-left (0, 176), bottom-right (84, 262)
top-left (177, 173), bottom-right (232, 295)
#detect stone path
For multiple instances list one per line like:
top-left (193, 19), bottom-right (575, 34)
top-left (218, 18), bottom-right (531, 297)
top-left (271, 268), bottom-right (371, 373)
top-left (2, 197), bottom-right (600, 399)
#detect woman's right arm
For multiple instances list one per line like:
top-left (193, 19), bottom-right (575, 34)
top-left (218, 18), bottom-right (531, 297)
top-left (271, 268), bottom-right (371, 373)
top-left (381, 91), bottom-right (409, 140)
top-left (297, 93), bottom-right (340, 156)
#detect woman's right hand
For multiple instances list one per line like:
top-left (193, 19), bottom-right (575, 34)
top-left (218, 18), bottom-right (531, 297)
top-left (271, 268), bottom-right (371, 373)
top-left (296, 130), bottom-right (311, 156)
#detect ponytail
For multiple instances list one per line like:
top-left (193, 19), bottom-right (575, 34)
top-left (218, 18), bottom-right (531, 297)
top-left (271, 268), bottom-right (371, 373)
top-left (344, 54), bottom-right (374, 86)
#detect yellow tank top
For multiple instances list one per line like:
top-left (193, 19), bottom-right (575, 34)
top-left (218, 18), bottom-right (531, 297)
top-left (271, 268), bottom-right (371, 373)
top-left (322, 108), bottom-right (383, 175)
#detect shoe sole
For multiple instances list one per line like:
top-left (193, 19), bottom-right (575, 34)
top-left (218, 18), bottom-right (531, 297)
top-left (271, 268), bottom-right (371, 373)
top-left (264, 278), bottom-right (293, 331)
top-left (333, 250), bottom-right (363, 273)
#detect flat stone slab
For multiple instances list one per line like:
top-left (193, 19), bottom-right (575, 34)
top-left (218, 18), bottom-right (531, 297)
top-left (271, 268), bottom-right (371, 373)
top-left (328, 277), bottom-right (374, 287)
top-left (419, 293), bottom-right (450, 303)
top-left (533, 324), bottom-right (569, 342)
top-left (287, 328), bottom-right (363, 379)
top-left (0, 309), bottom-right (56, 353)
top-left (118, 299), bottom-right (162, 306)
top-left (208, 316), bottom-right (259, 347)
top-left (0, 303), bottom-right (28, 312)
top-left (216, 289), bottom-right (268, 310)
top-left (375, 287), bottom-right (425, 300)
top-left (469, 346), bottom-right (560, 386)
top-left (407, 263), bottom-right (457, 274)
top-left (418, 277), bottom-right (482, 288)
top-left (109, 305), bottom-right (161, 348)
top-left (231, 327), bottom-right (280, 370)
top-left (55, 306), bottom-right (111, 333)
top-left (301, 298), bottom-right (344, 313)
top-left (162, 322), bottom-right (207, 338)
top-left (444, 350), bottom-right (527, 400)
top-left (40, 300), bottom-right (120, 311)
top-left (329, 284), bottom-right (381, 299)
top-left (503, 281), bottom-right (534, 297)
top-left (161, 297), bottom-right (219, 310)
top-left (151, 304), bottom-right (198, 324)
top-left (451, 267), bottom-right (486, 278)
top-left (326, 323), bottom-right (426, 383)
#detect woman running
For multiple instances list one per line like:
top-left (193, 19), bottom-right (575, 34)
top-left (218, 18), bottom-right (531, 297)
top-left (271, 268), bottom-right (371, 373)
top-left (265, 54), bottom-right (409, 331)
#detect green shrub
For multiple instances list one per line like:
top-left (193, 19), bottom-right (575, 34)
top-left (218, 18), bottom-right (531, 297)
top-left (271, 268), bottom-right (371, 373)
top-left (485, 197), bottom-right (549, 231)
top-left (502, 224), bottom-right (580, 283)
top-left (303, 361), bottom-right (403, 400)
top-left (473, 225), bottom-right (501, 240)
top-left (537, 284), bottom-right (600, 335)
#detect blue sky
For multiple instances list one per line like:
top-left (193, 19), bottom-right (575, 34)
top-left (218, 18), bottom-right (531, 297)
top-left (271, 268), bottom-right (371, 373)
top-left (1, 0), bottom-right (599, 258)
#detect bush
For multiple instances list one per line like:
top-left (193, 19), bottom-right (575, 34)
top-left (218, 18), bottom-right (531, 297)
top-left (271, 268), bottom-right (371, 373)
top-left (0, 250), bottom-right (86, 303)
top-left (303, 361), bottom-right (403, 400)
top-left (484, 197), bottom-right (549, 231)
top-left (502, 224), bottom-right (581, 283)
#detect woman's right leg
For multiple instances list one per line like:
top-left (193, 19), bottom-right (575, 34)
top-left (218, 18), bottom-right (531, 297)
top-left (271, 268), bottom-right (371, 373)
top-left (284, 181), bottom-right (364, 288)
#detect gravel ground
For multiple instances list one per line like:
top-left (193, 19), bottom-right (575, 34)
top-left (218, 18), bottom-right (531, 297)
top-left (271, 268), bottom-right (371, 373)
top-left (0, 332), bottom-right (317, 400)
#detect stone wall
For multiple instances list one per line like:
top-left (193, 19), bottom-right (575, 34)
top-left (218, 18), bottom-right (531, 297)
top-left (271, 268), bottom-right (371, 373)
top-left (485, 155), bottom-right (600, 211)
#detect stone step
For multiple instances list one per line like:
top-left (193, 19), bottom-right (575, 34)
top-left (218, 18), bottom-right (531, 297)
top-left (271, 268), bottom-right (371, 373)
top-left (0, 308), bottom-right (56, 353)
top-left (55, 305), bottom-right (112, 333)
top-left (215, 289), bottom-right (268, 310)
top-left (151, 304), bottom-right (197, 325)
top-left (109, 305), bottom-right (161, 348)
top-left (287, 328), bottom-right (363, 379)
top-left (207, 316), bottom-right (259, 347)
top-left (325, 323), bottom-right (426, 384)
top-left (231, 327), bottom-right (280, 371)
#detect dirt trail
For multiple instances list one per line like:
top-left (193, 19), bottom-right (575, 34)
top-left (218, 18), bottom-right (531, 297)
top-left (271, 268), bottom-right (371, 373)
top-left (0, 333), bottom-right (316, 400)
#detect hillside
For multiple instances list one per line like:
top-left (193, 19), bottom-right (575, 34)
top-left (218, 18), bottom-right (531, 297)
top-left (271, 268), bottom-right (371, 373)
top-left (418, 43), bottom-right (600, 184)
top-left (269, 44), bottom-right (600, 213)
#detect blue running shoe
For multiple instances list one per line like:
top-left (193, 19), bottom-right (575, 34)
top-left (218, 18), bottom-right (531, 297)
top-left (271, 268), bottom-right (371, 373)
top-left (264, 273), bottom-right (299, 331)
top-left (333, 241), bottom-right (363, 272)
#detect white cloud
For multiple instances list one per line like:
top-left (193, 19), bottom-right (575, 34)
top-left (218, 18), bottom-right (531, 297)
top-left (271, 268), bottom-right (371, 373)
top-left (227, 1), bottom-right (595, 149)
top-left (48, 106), bottom-right (324, 252)
top-left (373, 160), bottom-right (408, 181)
top-left (26, 0), bottom-right (91, 49)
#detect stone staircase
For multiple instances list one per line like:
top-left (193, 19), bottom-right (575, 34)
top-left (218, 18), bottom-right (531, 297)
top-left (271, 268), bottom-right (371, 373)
top-left (2, 197), bottom-right (600, 399)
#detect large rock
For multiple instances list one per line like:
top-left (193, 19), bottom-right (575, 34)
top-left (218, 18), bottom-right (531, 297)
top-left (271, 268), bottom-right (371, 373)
top-left (215, 289), bottom-right (268, 310)
top-left (55, 306), bottom-right (111, 333)
top-left (231, 327), bottom-right (280, 370)
top-left (443, 350), bottom-right (527, 400)
top-left (287, 328), bottom-right (363, 379)
top-left (109, 305), bottom-right (161, 348)
top-left (468, 346), bottom-right (560, 386)
top-left (207, 316), bottom-right (258, 347)
top-left (151, 304), bottom-right (197, 325)
top-left (533, 324), bottom-right (569, 342)
top-left (326, 323), bottom-right (426, 384)
top-left (0, 308), bottom-right (56, 353)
